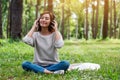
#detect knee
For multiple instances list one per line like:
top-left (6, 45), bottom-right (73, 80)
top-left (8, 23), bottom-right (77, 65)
top-left (60, 61), bottom-right (70, 69)
top-left (22, 61), bottom-right (31, 68)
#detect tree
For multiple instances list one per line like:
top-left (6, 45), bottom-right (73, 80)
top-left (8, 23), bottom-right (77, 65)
top-left (69, 0), bottom-right (84, 39)
top-left (94, 0), bottom-right (99, 39)
top-left (0, 0), bottom-right (2, 38)
top-left (102, 0), bottom-right (109, 39)
top-left (61, 0), bottom-right (65, 39)
top-left (47, 0), bottom-right (53, 12)
top-left (109, 0), bottom-right (113, 38)
top-left (113, 0), bottom-right (117, 38)
top-left (36, 0), bottom-right (41, 19)
top-left (23, 0), bottom-right (28, 36)
top-left (66, 0), bottom-right (71, 40)
top-left (10, 0), bottom-right (23, 39)
top-left (7, 0), bottom-right (11, 38)
top-left (91, 0), bottom-right (95, 39)
top-left (91, 0), bottom-right (99, 39)
top-left (44, 0), bottom-right (47, 11)
top-left (85, 0), bottom-right (89, 40)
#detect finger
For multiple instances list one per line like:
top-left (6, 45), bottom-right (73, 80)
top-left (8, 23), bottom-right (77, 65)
top-left (35, 18), bottom-right (40, 24)
top-left (54, 20), bottom-right (57, 23)
top-left (51, 25), bottom-right (56, 30)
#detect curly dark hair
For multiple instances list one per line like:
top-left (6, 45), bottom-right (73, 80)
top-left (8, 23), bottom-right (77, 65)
top-left (37, 11), bottom-right (55, 33)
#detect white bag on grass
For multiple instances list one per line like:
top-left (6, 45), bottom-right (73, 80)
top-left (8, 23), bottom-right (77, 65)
top-left (68, 62), bottom-right (100, 71)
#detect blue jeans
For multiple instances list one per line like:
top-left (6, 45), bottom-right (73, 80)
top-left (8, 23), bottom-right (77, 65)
top-left (22, 61), bottom-right (70, 73)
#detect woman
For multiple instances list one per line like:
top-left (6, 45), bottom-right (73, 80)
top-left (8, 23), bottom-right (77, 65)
top-left (22, 11), bottom-right (70, 74)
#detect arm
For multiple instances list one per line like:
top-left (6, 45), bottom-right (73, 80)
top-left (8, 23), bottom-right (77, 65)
top-left (52, 20), bottom-right (64, 48)
top-left (27, 20), bottom-right (38, 37)
top-left (54, 31), bottom-right (64, 48)
top-left (22, 20), bottom-right (38, 46)
top-left (52, 20), bottom-right (62, 41)
top-left (55, 30), bottom-right (61, 41)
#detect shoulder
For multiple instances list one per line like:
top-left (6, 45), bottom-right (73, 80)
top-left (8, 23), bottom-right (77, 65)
top-left (33, 32), bottom-right (39, 36)
top-left (32, 32), bottom-right (40, 38)
top-left (52, 31), bottom-right (61, 34)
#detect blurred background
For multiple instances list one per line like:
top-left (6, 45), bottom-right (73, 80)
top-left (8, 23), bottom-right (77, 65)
top-left (0, 0), bottom-right (120, 40)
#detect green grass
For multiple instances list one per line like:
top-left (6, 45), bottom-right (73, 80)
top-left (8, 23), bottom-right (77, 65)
top-left (0, 39), bottom-right (120, 80)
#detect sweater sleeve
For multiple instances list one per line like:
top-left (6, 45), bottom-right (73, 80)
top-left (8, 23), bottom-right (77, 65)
top-left (22, 33), bottom-right (36, 47)
top-left (54, 32), bottom-right (64, 48)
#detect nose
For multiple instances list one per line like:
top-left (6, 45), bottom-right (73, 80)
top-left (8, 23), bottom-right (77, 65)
top-left (42, 18), bottom-right (46, 21)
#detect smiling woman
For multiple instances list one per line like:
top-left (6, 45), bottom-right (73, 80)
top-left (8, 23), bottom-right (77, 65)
top-left (37, 11), bottom-right (55, 33)
top-left (21, 11), bottom-right (70, 74)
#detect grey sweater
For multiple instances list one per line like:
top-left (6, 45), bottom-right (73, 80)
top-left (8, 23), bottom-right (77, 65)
top-left (23, 31), bottom-right (64, 66)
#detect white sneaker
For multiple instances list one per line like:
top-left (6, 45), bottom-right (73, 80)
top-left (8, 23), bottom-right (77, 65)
top-left (54, 70), bottom-right (64, 74)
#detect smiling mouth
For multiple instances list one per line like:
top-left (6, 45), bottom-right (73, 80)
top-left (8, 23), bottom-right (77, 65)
top-left (41, 23), bottom-right (47, 25)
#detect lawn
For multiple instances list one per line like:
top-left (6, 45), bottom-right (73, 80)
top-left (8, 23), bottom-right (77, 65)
top-left (0, 39), bottom-right (120, 80)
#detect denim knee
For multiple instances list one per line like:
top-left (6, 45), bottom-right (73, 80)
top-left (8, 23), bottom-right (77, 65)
top-left (22, 61), bottom-right (31, 69)
top-left (60, 61), bottom-right (70, 70)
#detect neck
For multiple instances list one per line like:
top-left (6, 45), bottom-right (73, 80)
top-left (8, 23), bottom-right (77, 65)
top-left (40, 28), bottom-right (51, 35)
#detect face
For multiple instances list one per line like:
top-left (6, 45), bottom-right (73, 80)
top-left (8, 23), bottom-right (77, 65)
top-left (39, 14), bottom-right (51, 28)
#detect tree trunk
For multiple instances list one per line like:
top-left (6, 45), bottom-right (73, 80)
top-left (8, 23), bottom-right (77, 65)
top-left (7, 0), bottom-right (11, 38)
top-left (113, 0), bottom-right (116, 38)
top-left (0, 0), bottom-right (2, 38)
top-left (85, 0), bottom-right (89, 40)
top-left (67, 17), bottom-right (70, 40)
top-left (44, 0), bottom-right (47, 11)
top-left (67, 0), bottom-right (70, 40)
top-left (61, 0), bottom-right (65, 39)
top-left (24, 0), bottom-right (28, 36)
top-left (10, 0), bottom-right (23, 39)
top-left (36, 0), bottom-right (40, 19)
top-left (109, 0), bottom-right (113, 38)
top-left (67, 11), bottom-right (71, 40)
top-left (100, 18), bottom-right (103, 38)
top-left (94, 0), bottom-right (99, 39)
top-left (91, 2), bottom-right (95, 39)
top-left (119, 18), bottom-right (120, 38)
top-left (102, 0), bottom-right (109, 39)
top-left (76, 18), bottom-right (78, 39)
top-left (47, 0), bottom-right (53, 12)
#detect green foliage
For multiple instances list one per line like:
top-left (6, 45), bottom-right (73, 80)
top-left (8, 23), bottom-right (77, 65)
top-left (22, 1), bottom-right (36, 36)
top-left (1, 0), bottom-right (120, 39)
top-left (0, 39), bottom-right (120, 80)
top-left (1, 0), bottom-right (9, 38)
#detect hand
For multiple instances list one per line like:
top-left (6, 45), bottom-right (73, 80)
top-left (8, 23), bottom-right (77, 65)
top-left (33, 18), bottom-right (39, 29)
top-left (51, 20), bottom-right (58, 31)
top-left (27, 18), bottom-right (40, 37)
